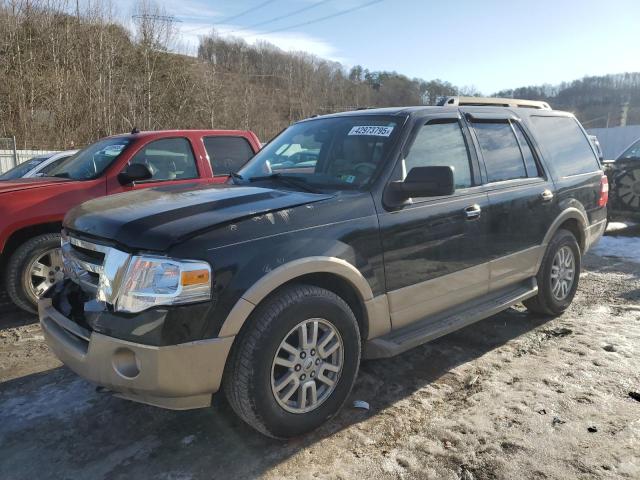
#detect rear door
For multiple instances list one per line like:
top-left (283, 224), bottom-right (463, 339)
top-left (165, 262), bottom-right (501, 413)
top-left (108, 136), bottom-right (211, 194)
top-left (464, 111), bottom-right (556, 291)
top-left (378, 112), bottom-right (491, 330)
top-left (202, 135), bottom-right (256, 178)
top-left (527, 114), bottom-right (606, 232)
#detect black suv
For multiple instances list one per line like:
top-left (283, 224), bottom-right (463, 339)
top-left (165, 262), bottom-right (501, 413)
top-left (605, 137), bottom-right (640, 221)
top-left (40, 101), bottom-right (608, 438)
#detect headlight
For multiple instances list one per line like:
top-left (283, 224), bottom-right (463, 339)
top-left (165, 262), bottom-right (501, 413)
top-left (115, 255), bottom-right (211, 313)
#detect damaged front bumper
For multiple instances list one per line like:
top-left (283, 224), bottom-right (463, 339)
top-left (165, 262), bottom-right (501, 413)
top-left (38, 296), bottom-right (234, 410)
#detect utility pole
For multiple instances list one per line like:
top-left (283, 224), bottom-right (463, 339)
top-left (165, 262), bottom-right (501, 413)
top-left (620, 101), bottom-right (630, 127)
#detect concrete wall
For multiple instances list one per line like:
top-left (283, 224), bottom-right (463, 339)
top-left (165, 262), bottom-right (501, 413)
top-left (587, 126), bottom-right (640, 160)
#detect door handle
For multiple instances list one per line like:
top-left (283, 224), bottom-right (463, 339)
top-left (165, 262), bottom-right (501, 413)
top-left (464, 204), bottom-right (481, 219)
top-left (540, 189), bottom-right (554, 202)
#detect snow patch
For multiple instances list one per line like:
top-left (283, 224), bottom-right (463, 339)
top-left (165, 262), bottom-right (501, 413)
top-left (591, 235), bottom-right (640, 263)
top-left (606, 221), bottom-right (635, 233)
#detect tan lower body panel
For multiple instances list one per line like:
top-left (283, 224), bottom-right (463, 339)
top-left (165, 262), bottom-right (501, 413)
top-left (39, 299), bottom-right (234, 410)
top-left (489, 245), bottom-right (544, 291)
top-left (387, 263), bottom-right (490, 330)
top-left (585, 219), bottom-right (606, 252)
top-left (385, 246), bottom-right (546, 331)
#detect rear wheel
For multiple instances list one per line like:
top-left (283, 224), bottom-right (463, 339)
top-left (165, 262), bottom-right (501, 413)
top-left (524, 229), bottom-right (580, 316)
top-left (224, 284), bottom-right (361, 438)
top-left (5, 233), bottom-right (63, 313)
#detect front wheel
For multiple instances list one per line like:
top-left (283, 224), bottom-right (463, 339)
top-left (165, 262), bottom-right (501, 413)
top-left (524, 229), bottom-right (581, 316)
top-left (5, 233), bottom-right (63, 313)
top-left (224, 284), bottom-right (361, 438)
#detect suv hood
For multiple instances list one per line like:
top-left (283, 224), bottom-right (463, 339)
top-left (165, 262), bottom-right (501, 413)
top-left (0, 177), bottom-right (70, 194)
top-left (65, 183), bottom-right (333, 251)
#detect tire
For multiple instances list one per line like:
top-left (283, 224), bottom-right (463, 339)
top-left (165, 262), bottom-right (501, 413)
top-left (524, 229), bottom-right (581, 316)
top-left (224, 284), bottom-right (361, 438)
top-left (5, 233), bottom-right (63, 314)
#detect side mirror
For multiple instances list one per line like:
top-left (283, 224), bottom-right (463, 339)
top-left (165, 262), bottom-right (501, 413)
top-left (390, 166), bottom-right (455, 199)
top-left (117, 163), bottom-right (152, 185)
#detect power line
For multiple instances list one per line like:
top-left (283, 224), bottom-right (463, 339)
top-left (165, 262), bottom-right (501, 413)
top-left (218, 0), bottom-right (280, 25)
top-left (257, 0), bottom-right (385, 35)
top-left (132, 14), bottom-right (181, 23)
top-left (229, 0), bottom-right (333, 34)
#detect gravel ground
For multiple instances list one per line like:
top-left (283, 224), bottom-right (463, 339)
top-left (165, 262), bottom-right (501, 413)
top-left (0, 228), bottom-right (639, 480)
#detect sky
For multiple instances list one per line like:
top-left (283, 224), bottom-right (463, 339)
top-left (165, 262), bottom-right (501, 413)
top-left (112, 0), bottom-right (640, 94)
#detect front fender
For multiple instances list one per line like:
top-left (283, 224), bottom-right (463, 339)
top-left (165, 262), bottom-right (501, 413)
top-left (218, 256), bottom-right (376, 338)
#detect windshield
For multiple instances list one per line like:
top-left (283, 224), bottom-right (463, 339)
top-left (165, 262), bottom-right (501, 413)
top-left (619, 138), bottom-right (640, 160)
top-left (47, 137), bottom-right (131, 180)
top-left (0, 155), bottom-right (52, 180)
top-left (238, 115), bottom-right (402, 189)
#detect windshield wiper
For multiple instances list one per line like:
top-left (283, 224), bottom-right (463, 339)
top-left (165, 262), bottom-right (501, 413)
top-left (52, 173), bottom-right (70, 178)
top-left (248, 173), bottom-right (321, 193)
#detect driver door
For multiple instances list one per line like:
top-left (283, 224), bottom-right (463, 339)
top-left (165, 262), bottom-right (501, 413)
top-left (378, 113), bottom-right (491, 330)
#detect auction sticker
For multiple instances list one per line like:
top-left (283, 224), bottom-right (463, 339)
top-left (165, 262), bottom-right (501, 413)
top-left (348, 125), bottom-right (394, 137)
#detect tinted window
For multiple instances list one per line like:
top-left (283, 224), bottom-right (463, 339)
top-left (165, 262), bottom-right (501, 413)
top-left (405, 121), bottom-right (472, 188)
top-left (512, 124), bottom-right (541, 177)
top-left (619, 138), bottom-right (640, 160)
top-left (474, 122), bottom-right (527, 182)
top-left (130, 138), bottom-right (197, 181)
top-left (204, 136), bottom-right (254, 175)
top-left (530, 116), bottom-right (600, 177)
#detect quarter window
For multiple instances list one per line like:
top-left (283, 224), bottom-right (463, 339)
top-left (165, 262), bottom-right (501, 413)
top-left (404, 121), bottom-right (472, 188)
top-left (129, 138), bottom-right (198, 181)
top-left (529, 116), bottom-right (600, 177)
top-left (203, 136), bottom-right (254, 175)
top-left (473, 122), bottom-right (527, 183)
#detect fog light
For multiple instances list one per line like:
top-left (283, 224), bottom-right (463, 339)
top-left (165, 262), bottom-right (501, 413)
top-left (112, 348), bottom-right (140, 379)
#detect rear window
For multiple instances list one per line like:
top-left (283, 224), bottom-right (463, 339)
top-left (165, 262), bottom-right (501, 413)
top-left (530, 116), bottom-right (600, 177)
top-left (203, 136), bottom-right (255, 175)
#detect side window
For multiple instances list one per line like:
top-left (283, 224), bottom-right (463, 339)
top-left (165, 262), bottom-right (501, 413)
top-left (619, 138), bottom-right (640, 160)
top-left (130, 138), bottom-right (198, 181)
top-left (529, 116), bottom-right (600, 177)
top-left (512, 124), bottom-right (541, 178)
top-left (473, 122), bottom-right (527, 183)
top-left (404, 121), bottom-right (472, 189)
top-left (203, 136), bottom-right (254, 175)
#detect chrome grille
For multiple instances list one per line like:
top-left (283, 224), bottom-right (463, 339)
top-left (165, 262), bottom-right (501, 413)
top-left (61, 234), bottom-right (131, 303)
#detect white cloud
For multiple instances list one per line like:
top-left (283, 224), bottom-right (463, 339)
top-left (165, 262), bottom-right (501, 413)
top-left (177, 22), bottom-right (345, 64)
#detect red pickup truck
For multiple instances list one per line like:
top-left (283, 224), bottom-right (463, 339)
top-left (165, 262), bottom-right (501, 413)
top-left (0, 129), bottom-right (261, 312)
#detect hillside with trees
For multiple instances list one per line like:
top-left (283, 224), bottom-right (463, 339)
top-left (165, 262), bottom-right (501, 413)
top-left (1, 0), bottom-right (638, 150)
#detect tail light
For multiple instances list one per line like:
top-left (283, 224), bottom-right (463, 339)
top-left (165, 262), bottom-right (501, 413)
top-left (598, 174), bottom-right (609, 207)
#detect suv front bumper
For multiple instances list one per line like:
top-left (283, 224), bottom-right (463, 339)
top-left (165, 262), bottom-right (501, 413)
top-left (39, 298), bottom-right (234, 410)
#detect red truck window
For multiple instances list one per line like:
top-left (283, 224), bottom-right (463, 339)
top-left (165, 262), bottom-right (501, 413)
top-left (203, 136), bottom-right (254, 175)
top-left (130, 138), bottom-right (198, 181)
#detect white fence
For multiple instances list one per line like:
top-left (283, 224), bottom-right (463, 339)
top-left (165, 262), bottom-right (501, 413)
top-left (0, 149), bottom-right (59, 174)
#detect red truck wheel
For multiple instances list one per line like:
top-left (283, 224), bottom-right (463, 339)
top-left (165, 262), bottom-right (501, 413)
top-left (5, 233), bottom-right (63, 313)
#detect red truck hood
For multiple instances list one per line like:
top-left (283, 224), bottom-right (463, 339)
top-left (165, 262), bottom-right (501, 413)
top-left (0, 177), bottom-right (70, 194)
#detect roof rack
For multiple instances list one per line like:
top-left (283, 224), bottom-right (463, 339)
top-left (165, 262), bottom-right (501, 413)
top-left (437, 96), bottom-right (551, 110)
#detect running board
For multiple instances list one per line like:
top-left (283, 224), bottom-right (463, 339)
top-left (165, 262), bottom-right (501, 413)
top-left (364, 279), bottom-right (538, 359)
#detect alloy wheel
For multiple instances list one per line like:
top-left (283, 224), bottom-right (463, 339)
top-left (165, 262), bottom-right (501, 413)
top-left (271, 318), bottom-right (344, 414)
top-left (26, 247), bottom-right (64, 300)
top-left (550, 245), bottom-right (575, 301)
